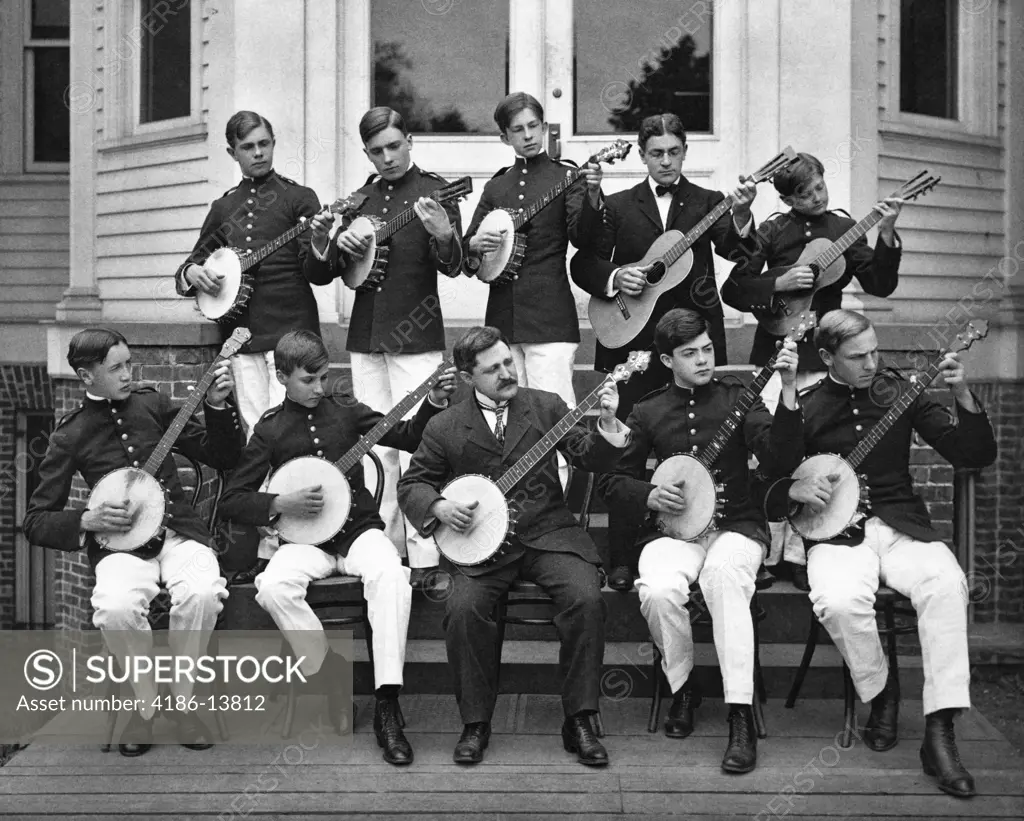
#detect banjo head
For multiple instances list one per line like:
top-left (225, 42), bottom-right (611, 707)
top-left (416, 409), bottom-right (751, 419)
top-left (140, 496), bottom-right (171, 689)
top-left (340, 215), bottom-right (383, 290)
top-left (434, 475), bottom-right (510, 566)
top-left (196, 247), bottom-right (244, 320)
top-left (87, 467), bottom-right (166, 552)
top-left (476, 209), bottom-right (518, 284)
top-left (788, 454), bottom-right (861, 541)
top-left (267, 456), bottom-right (352, 546)
top-left (650, 455), bottom-right (718, 541)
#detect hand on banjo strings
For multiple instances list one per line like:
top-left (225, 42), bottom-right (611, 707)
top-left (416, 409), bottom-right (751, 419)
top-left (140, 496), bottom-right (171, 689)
top-left (274, 485), bottom-right (325, 519)
top-left (186, 263), bottom-right (224, 296)
top-left (206, 362), bottom-right (234, 407)
top-left (647, 480), bottom-right (687, 515)
top-left (82, 501), bottom-right (133, 533)
top-left (414, 197), bottom-right (454, 241)
top-left (773, 339), bottom-right (800, 386)
top-left (788, 473), bottom-right (840, 512)
top-left (433, 499), bottom-right (479, 534)
top-left (469, 227), bottom-right (507, 256)
top-left (336, 226), bottom-right (373, 258)
top-left (428, 367), bottom-right (458, 405)
top-left (612, 265), bottom-right (648, 297)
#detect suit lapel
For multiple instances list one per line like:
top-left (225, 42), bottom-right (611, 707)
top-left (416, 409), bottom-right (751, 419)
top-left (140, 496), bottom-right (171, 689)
top-left (634, 182), bottom-right (664, 232)
top-left (500, 391), bottom-right (534, 461)
top-left (462, 399), bottom-right (502, 456)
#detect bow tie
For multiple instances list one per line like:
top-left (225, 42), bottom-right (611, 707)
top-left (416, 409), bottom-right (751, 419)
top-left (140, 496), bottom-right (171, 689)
top-left (655, 182), bottom-right (679, 198)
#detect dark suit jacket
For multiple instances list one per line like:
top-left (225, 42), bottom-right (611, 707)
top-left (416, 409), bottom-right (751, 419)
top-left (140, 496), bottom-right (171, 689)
top-left (398, 388), bottom-right (627, 575)
top-left (571, 177), bottom-right (756, 371)
top-left (23, 388), bottom-right (244, 565)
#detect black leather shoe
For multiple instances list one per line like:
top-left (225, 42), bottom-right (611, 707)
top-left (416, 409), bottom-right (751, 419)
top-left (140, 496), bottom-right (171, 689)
top-left (230, 558), bottom-right (269, 586)
top-left (453, 722), bottom-right (491, 764)
top-left (562, 713), bottom-right (609, 767)
top-left (118, 711), bottom-right (153, 757)
top-left (791, 564), bottom-right (810, 592)
top-left (607, 565), bottom-right (636, 592)
top-left (921, 709), bottom-right (976, 798)
top-left (374, 696), bottom-right (413, 766)
top-left (664, 680), bottom-right (702, 739)
top-left (721, 704), bottom-right (757, 774)
top-left (864, 671), bottom-right (900, 752)
top-left (173, 710), bottom-right (215, 750)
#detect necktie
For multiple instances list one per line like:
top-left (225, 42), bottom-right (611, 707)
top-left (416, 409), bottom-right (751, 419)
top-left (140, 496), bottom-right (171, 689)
top-left (655, 182), bottom-right (679, 197)
top-left (493, 405), bottom-right (506, 445)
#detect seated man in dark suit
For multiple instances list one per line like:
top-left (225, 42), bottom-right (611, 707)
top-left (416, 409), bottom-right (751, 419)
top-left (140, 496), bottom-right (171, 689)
top-left (398, 326), bottom-right (630, 767)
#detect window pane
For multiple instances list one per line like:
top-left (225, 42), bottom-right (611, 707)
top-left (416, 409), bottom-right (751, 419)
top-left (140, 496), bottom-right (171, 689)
top-left (31, 0), bottom-right (70, 40)
top-left (139, 0), bottom-right (191, 124)
top-left (575, 0), bottom-right (712, 135)
top-left (31, 47), bottom-right (70, 163)
top-left (371, 0), bottom-right (509, 134)
top-left (900, 0), bottom-right (957, 119)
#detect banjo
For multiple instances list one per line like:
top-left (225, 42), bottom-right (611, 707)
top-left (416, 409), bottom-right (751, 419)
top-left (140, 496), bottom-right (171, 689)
top-left (652, 312), bottom-right (817, 541)
top-left (86, 328), bottom-right (251, 552)
top-left (588, 146), bottom-right (799, 349)
top-left (194, 193), bottom-right (367, 323)
top-left (341, 176), bottom-right (473, 293)
top-left (434, 350), bottom-right (651, 566)
top-left (753, 170), bottom-right (941, 335)
top-left (266, 357), bottom-right (453, 545)
top-left (473, 140), bottom-right (632, 286)
top-left (788, 320), bottom-right (989, 541)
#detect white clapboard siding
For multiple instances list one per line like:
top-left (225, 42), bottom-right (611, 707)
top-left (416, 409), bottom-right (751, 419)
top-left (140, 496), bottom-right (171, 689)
top-left (0, 180), bottom-right (69, 321)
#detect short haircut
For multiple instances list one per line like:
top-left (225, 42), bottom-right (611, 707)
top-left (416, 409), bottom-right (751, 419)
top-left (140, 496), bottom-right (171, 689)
top-left (359, 106), bottom-right (408, 144)
top-left (654, 309), bottom-right (708, 356)
top-left (773, 152), bottom-right (825, 198)
top-left (274, 330), bottom-right (329, 376)
top-left (67, 328), bottom-right (128, 373)
top-left (493, 92), bottom-right (544, 133)
top-left (454, 326), bottom-right (509, 373)
top-left (815, 309), bottom-right (873, 355)
top-left (638, 113), bottom-right (687, 152)
top-left (225, 111), bottom-right (274, 148)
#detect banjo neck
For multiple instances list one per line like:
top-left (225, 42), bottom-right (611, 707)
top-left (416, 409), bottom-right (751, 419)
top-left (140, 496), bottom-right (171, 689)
top-left (510, 166), bottom-right (587, 231)
top-left (373, 185), bottom-right (460, 244)
top-left (238, 220), bottom-right (313, 273)
top-left (333, 357), bottom-right (453, 475)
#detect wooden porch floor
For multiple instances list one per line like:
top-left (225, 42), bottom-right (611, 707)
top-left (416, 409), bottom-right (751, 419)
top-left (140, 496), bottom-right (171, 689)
top-left (2, 696), bottom-right (1021, 819)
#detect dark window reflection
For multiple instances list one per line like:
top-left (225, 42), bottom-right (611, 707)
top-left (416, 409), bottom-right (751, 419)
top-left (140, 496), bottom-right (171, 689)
top-left (900, 0), bottom-right (958, 119)
top-left (31, 0), bottom-right (70, 39)
top-left (575, 0), bottom-right (712, 135)
top-left (371, 0), bottom-right (509, 134)
top-left (32, 48), bottom-right (70, 163)
top-left (139, 0), bottom-right (191, 124)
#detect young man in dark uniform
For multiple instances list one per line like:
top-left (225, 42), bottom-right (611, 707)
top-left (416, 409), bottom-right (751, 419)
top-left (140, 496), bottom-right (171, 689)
top-left (398, 326), bottom-right (630, 767)
top-left (309, 107), bottom-right (463, 588)
top-left (23, 329), bottom-right (243, 757)
top-left (570, 113), bottom-right (758, 590)
top-left (598, 309), bottom-right (802, 774)
top-left (174, 110), bottom-right (336, 580)
top-left (721, 152), bottom-right (905, 588)
top-left (762, 309), bottom-right (996, 799)
top-left (218, 331), bottom-right (456, 766)
top-left (462, 92), bottom-right (603, 409)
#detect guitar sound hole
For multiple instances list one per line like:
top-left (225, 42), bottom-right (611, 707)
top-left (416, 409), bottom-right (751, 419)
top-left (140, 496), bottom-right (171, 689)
top-left (808, 263), bottom-right (821, 282)
top-left (646, 262), bottom-right (667, 285)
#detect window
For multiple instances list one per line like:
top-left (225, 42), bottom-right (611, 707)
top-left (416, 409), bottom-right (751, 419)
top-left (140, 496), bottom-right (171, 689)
top-left (24, 0), bottom-right (70, 170)
top-left (900, 0), bottom-right (957, 119)
top-left (370, 0), bottom-right (509, 134)
top-left (574, 0), bottom-right (712, 135)
top-left (138, 0), bottom-right (192, 124)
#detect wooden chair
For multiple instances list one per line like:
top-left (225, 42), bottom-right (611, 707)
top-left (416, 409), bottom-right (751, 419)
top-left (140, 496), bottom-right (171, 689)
top-left (277, 451), bottom-right (389, 738)
top-left (784, 585), bottom-right (916, 748)
top-left (493, 458), bottom-right (606, 736)
top-left (101, 449), bottom-right (229, 751)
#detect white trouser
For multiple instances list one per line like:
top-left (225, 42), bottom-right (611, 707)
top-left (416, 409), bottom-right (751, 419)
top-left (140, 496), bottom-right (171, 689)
top-left (760, 370), bottom-right (825, 567)
top-left (254, 528), bottom-right (412, 688)
top-left (510, 342), bottom-right (577, 491)
top-left (807, 516), bottom-right (971, 715)
top-left (91, 531), bottom-right (227, 719)
top-left (231, 351), bottom-right (286, 561)
top-left (351, 350), bottom-right (443, 569)
top-left (636, 531), bottom-right (765, 704)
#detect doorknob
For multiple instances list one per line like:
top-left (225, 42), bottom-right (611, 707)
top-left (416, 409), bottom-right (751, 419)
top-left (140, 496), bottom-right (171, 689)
top-left (548, 123), bottom-right (561, 159)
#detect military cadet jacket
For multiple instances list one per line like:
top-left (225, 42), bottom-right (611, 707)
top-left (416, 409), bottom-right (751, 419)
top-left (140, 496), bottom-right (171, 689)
top-left (572, 177), bottom-right (758, 371)
top-left (309, 165), bottom-right (464, 355)
top-left (218, 393), bottom-right (445, 557)
top-left (463, 152), bottom-right (597, 344)
top-left (762, 372), bottom-right (997, 546)
top-left (721, 210), bottom-right (902, 369)
top-left (598, 378), bottom-right (804, 548)
top-left (174, 169), bottom-right (331, 353)
top-left (23, 388), bottom-right (244, 566)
